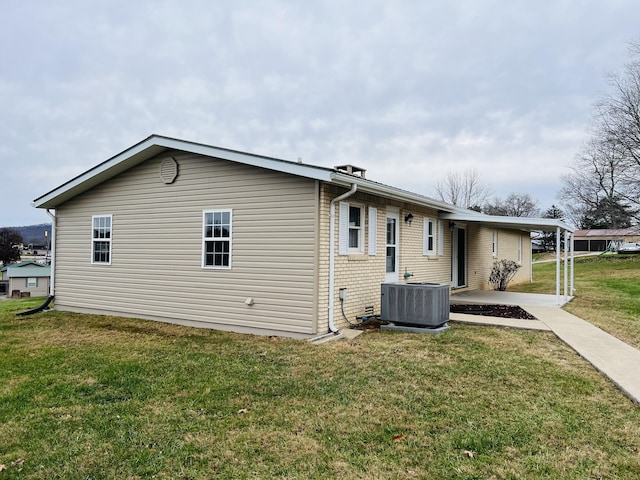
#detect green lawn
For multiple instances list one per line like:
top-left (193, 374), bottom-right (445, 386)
top-left (1, 296), bottom-right (640, 479)
top-left (513, 254), bottom-right (640, 349)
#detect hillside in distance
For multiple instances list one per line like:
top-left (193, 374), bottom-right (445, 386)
top-left (3, 223), bottom-right (52, 246)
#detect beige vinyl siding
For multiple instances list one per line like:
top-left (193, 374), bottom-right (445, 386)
top-left (54, 151), bottom-right (319, 336)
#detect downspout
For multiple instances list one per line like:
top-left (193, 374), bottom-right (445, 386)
top-left (564, 230), bottom-right (569, 302)
top-left (46, 209), bottom-right (56, 296)
top-left (328, 184), bottom-right (358, 333)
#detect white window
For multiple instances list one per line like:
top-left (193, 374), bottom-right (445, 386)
top-left (518, 235), bottom-right (523, 264)
top-left (27, 277), bottom-right (37, 288)
top-left (492, 230), bottom-right (498, 257)
top-left (203, 210), bottom-right (232, 269)
top-left (423, 218), bottom-right (435, 255)
top-left (92, 215), bottom-right (112, 264)
top-left (339, 202), bottom-right (364, 254)
top-left (348, 205), bottom-right (363, 252)
top-left (437, 220), bottom-right (444, 256)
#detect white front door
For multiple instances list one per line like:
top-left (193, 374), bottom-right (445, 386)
top-left (385, 210), bottom-right (399, 283)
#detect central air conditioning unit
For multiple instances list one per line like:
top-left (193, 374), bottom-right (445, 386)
top-left (381, 282), bottom-right (450, 328)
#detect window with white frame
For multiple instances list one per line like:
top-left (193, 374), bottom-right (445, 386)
top-left (437, 220), bottom-right (444, 255)
top-left (27, 277), bottom-right (37, 288)
top-left (518, 235), bottom-right (523, 264)
top-left (339, 202), bottom-right (364, 254)
top-left (203, 210), bottom-right (232, 268)
top-left (424, 218), bottom-right (435, 255)
top-left (92, 215), bottom-right (112, 264)
top-left (492, 230), bottom-right (498, 257)
top-left (348, 205), bottom-right (363, 252)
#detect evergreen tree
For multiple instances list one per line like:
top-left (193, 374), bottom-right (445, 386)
top-left (0, 228), bottom-right (23, 265)
top-left (536, 205), bottom-right (565, 252)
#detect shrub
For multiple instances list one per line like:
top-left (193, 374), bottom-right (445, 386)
top-left (489, 259), bottom-right (520, 291)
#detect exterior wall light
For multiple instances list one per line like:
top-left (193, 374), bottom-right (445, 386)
top-left (404, 213), bottom-right (414, 225)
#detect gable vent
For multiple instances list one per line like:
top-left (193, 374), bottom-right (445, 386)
top-left (160, 157), bottom-right (179, 184)
top-left (335, 164), bottom-right (366, 178)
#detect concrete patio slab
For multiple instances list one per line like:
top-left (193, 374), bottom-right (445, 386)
top-left (451, 290), bottom-right (573, 307)
top-left (381, 323), bottom-right (451, 334)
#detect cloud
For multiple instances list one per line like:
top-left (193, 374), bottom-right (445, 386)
top-left (1, 0), bottom-right (639, 226)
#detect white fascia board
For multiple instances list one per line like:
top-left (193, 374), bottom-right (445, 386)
top-left (156, 136), bottom-right (334, 181)
top-left (440, 212), bottom-right (574, 232)
top-left (34, 135), bottom-right (334, 209)
top-left (33, 136), bottom-right (168, 208)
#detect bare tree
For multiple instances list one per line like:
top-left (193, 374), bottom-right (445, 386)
top-left (483, 193), bottom-right (539, 217)
top-left (559, 137), bottom-right (630, 227)
top-left (434, 168), bottom-right (492, 210)
top-left (561, 39), bottom-right (640, 226)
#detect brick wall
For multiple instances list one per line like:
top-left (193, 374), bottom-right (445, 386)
top-left (467, 226), bottom-right (531, 290)
top-left (318, 185), bottom-right (452, 331)
top-left (317, 185), bottom-right (534, 331)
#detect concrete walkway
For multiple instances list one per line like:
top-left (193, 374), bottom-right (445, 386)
top-left (450, 294), bottom-right (640, 405)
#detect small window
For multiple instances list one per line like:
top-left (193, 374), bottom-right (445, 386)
top-left (518, 235), bottom-right (523, 264)
top-left (492, 230), bottom-right (498, 257)
top-left (203, 210), bottom-right (232, 269)
top-left (92, 215), bottom-right (112, 264)
top-left (424, 218), bottom-right (435, 255)
top-left (339, 202), bottom-right (364, 255)
top-left (27, 277), bottom-right (37, 288)
top-left (348, 205), bottom-right (363, 252)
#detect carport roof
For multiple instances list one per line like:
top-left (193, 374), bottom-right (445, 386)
top-left (440, 211), bottom-right (573, 232)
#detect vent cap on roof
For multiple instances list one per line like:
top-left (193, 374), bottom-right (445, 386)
top-left (335, 164), bottom-right (366, 178)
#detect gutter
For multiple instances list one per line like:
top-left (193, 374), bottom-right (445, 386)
top-left (45, 209), bottom-right (56, 296)
top-left (328, 184), bottom-right (357, 333)
top-left (330, 172), bottom-right (458, 213)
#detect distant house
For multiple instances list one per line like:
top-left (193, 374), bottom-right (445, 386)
top-left (531, 239), bottom-right (547, 254)
top-left (32, 135), bottom-right (574, 337)
top-left (0, 261), bottom-right (51, 297)
top-left (573, 228), bottom-right (640, 252)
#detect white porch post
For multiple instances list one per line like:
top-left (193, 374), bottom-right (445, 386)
top-left (564, 230), bottom-right (569, 302)
top-left (570, 232), bottom-right (575, 295)
top-left (556, 227), bottom-right (561, 305)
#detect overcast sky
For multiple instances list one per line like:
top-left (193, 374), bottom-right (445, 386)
top-left (2, 0), bottom-right (639, 226)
